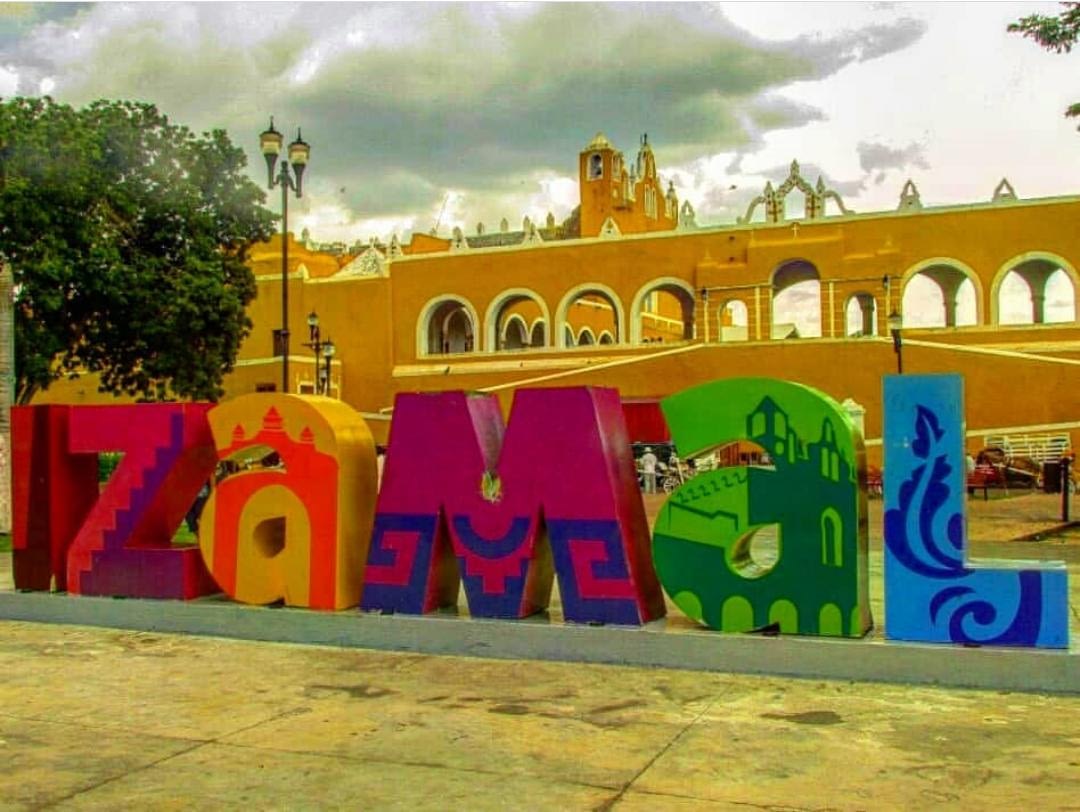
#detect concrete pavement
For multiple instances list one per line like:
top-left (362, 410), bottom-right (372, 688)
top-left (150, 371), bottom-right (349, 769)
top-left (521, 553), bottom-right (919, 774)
top-left (3, 620), bottom-right (1080, 810)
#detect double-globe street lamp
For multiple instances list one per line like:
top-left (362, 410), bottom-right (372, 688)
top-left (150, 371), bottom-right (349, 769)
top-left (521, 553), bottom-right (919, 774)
top-left (259, 118), bottom-right (310, 394)
top-left (304, 310), bottom-right (336, 395)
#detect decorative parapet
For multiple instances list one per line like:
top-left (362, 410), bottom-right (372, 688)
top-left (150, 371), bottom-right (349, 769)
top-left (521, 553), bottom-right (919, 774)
top-left (598, 216), bottom-right (622, 239)
top-left (677, 200), bottom-right (697, 230)
top-left (334, 240), bottom-right (387, 278)
top-left (665, 180), bottom-right (679, 219)
top-left (523, 220), bottom-right (544, 244)
top-left (739, 159), bottom-right (853, 224)
top-left (450, 226), bottom-right (470, 252)
top-left (992, 178), bottom-right (1018, 203)
top-left (898, 179), bottom-right (923, 211)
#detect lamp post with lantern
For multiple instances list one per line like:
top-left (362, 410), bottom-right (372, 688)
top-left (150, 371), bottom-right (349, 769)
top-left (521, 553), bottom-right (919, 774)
top-left (888, 309), bottom-right (904, 374)
top-left (259, 118), bottom-right (310, 393)
top-left (303, 310), bottom-right (336, 395)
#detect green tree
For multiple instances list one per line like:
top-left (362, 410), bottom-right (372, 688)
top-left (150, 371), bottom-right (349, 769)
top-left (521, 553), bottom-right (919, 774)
top-left (1009, 2), bottom-right (1080, 127)
top-left (0, 97), bottom-right (276, 404)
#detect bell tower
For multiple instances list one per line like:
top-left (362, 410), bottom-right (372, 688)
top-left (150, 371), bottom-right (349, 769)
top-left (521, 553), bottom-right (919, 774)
top-left (578, 132), bottom-right (678, 237)
top-left (579, 132), bottom-right (618, 238)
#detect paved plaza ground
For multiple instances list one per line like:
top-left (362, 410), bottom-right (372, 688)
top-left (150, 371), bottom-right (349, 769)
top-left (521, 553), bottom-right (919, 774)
top-left (2, 492), bottom-right (1079, 810)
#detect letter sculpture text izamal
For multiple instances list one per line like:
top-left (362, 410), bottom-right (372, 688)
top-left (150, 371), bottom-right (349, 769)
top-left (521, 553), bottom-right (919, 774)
top-left (8, 377), bottom-right (1070, 652)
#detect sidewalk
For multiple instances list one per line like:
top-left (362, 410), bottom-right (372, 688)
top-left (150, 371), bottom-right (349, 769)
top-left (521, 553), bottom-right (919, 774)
top-left (3, 619), bottom-right (1080, 810)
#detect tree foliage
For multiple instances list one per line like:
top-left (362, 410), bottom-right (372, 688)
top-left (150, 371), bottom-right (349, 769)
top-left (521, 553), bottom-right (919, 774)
top-left (1009, 2), bottom-right (1080, 127)
top-left (0, 97), bottom-right (276, 404)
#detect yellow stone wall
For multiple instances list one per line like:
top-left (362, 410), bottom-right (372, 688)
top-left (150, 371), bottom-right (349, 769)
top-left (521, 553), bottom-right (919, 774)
top-left (34, 140), bottom-right (1080, 464)
top-left (221, 192), bottom-right (1080, 457)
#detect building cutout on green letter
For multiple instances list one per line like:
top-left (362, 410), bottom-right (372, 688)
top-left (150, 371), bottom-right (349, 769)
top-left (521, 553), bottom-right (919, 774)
top-left (653, 378), bottom-right (871, 637)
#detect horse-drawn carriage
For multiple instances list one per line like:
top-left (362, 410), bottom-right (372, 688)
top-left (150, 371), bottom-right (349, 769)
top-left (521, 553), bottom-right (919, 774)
top-left (864, 432), bottom-right (1075, 500)
top-left (977, 432), bottom-right (1076, 494)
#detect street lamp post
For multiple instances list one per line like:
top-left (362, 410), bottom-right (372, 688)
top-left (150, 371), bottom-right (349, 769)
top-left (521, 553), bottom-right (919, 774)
top-left (260, 118), bottom-right (311, 394)
top-left (303, 310), bottom-right (337, 395)
top-left (321, 338), bottom-right (336, 395)
top-left (888, 309), bottom-right (903, 374)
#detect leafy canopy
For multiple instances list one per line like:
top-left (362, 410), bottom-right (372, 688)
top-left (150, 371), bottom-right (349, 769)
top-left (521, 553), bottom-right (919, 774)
top-left (1009, 2), bottom-right (1080, 126)
top-left (0, 97), bottom-right (276, 404)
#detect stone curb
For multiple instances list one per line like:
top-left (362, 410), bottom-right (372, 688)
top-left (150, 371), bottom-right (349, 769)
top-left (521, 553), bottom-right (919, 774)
top-left (1, 590), bottom-right (1077, 695)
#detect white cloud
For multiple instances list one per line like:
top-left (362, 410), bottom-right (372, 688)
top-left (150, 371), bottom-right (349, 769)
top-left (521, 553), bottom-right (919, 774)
top-left (0, 2), bottom-right (935, 242)
top-left (0, 1), bottom-right (1075, 255)
top-left (0, 65), bottom-right (18, 97)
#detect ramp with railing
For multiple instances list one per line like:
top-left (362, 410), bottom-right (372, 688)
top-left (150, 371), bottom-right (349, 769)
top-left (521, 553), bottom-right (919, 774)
top-left (982, 432), bottom-right (1072, 462)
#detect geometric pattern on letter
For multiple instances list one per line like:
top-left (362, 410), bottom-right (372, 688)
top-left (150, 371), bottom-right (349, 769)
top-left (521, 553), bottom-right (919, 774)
top-left (363, 387), bottom-right (664, 624)
top-left (883, 374), bottom-right (1068, 648)
top-left (199, 393), bottom-right (376, 610)
top-left (64, 403), bottom-right (219, 599)
top-left (654, 377), bottom-right (871, 637)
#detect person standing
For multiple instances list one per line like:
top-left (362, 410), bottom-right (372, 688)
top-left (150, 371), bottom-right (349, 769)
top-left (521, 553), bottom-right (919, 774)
top-left (185, 481), bottom-right (212, 534)
top-left (641, 446), bottom-right (659, 494)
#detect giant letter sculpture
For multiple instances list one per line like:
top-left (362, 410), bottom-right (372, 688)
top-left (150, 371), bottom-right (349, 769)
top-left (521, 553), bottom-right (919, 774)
top-left (65, 404), bottom-right (220, 599)
top-left (11, 406), bottom-right (98, 591)
top-left (362, 387), bottom-right (664, 624)
top-left (11, 404), bottom-right (218, 599)
top-left (199, 394), bottom-right (376, 610)
top-left (883, 375), bottom-right (1068, 647)
top-left (653, 378), bottom-right (871, 636)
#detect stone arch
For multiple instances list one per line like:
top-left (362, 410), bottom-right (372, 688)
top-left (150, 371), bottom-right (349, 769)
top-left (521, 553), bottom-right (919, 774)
top-left (555, 282), bottom-right (626, 348)
top-left (900, 258), bottom-right (983, 327)
top-left (529, 319), bottom-right (546, 348)
top-left (563, 324), bottom-right (575, 348)
top-left (578, 327), bottom-right (596, 346)
top-left (598, 330), bottom-right (614, 345)
top-left (501, 314), bottom-right (529, 350)
top-left (629, 277), bottom-right (697, 344)
top-left (718, 299), bottom-right (750, 342)
top-left (844, 292), bottom-right (878, 336)
top-left (483, 287), bottom-right (551, 351)
top-left (771, 259), bottom-right (821, 338)
top-left (417, 295), bottom-right (479, 357)
top-left (991, 251), bottom-right (1079, 324)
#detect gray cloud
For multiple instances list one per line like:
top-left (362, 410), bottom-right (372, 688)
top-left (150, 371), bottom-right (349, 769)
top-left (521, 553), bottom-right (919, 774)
top-left (805, 17), bottom-right (926, 67)
top-left (857, 140), bottom-right (930, 174)
top-left (754, 160), bottom-right (866, 199)
top-left (0, 3), bottom-right (84, 51)
top-left (2, 3), bottom-right (929, 235)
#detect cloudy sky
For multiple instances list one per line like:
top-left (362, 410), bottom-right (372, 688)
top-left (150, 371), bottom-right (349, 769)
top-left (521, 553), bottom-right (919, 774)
top-left (1, 2), bottom-right (1077, 322)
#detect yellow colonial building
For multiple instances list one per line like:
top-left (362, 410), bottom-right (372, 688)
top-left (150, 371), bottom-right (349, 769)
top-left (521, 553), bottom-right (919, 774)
top-left (48, 133), bottom-right (1080, 463)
